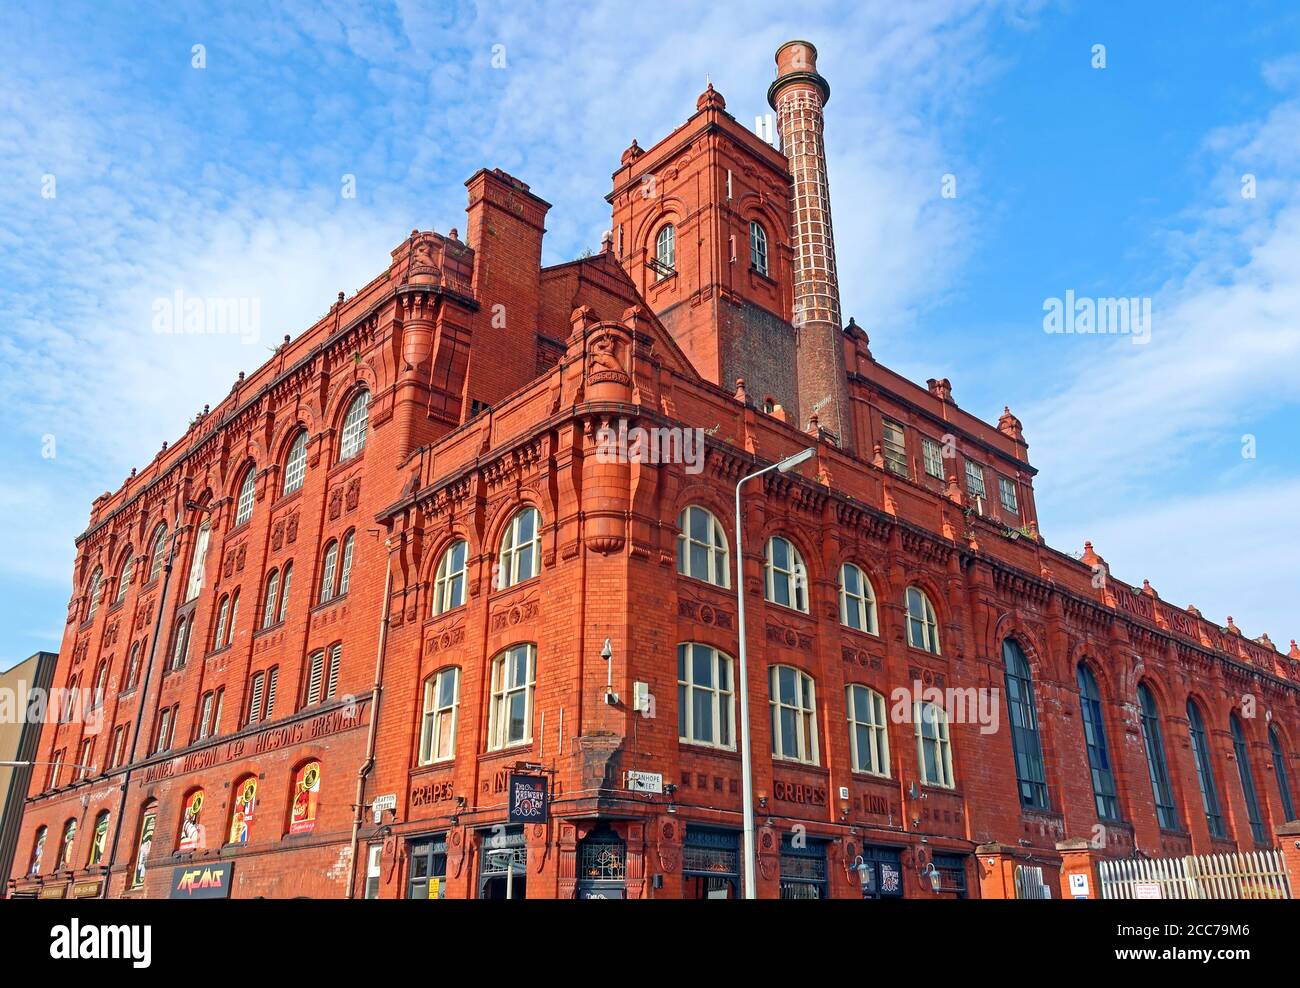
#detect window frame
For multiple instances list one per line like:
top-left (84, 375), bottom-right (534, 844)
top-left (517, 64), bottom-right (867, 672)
top-left (418, 666), bottom-right (461, 764)
top-left (282, 429), bottom-right (308, 496)
top-left (234, 466), bottom-right (256, 527)
top-left (497, 507), bottom-right (542, 590)
top-left (339, 391), bottom-right (371, 462)
top-left (838, 562), bottom-right (877, 634)
top-left (905, 586), bottom-right (940, 654)
top-left (1002, 639), bottom-right (1049, 810)
top-left (921, 436), bottom-right (945, 480)
top-left (432, 539), bottom-right (469, 616)
top-left (1138, 684), bottom-right (1180, 830)
top-left (1230, 714), bottom-right (1267, 844)
top-left (769, 664), bottom-right (819, 765)
top-left (1270, 726), bottom-right (1296, 822)
top-left (655, 224), bottom-right (676, 280)
top-left (487, 644), bottom-right (536, 751)
top-left (914, 701), bottom-right (955, 789)
top-left (846, 684), bottom-right (890, 777)
top-left (1076, 663), bottom-right (1121, 821)
top-left (676, 506), bottom-right (730, 588)
top-left (749, 220), bottom-right (769, 276)
top-left (677, 643), bottom-right (735, 751)
top-left (880, 419), bottom-right (908, 477)
top-left (1187, 700), bottom-right (1226, 839)
top-left (764, 535), bottom-right (808, 613)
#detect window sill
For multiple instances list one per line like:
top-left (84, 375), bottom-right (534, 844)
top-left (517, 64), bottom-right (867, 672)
top-left (254, 620), bottom-right (285, 639)
top-left (679, 740), bottom-right (739, 758)
top-left (311, 593), bottom-right (349, 615)
top-left (480, 741), bottom-right (534, 760)
top-left (850, 769), bottom-right (892, 782)
top-left (771, 756), bottom-right (825, 772)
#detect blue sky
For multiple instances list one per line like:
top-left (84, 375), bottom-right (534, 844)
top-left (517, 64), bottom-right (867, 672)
top-left (2, 0), bottom-right (1298, 667)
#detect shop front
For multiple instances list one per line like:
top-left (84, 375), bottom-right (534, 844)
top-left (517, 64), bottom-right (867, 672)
top-left (407, 834), bottom-right (448, 899)
top-left (478, 826), bottom-right (527, 899)
top-left (778, 834), bottom-right (828, 899)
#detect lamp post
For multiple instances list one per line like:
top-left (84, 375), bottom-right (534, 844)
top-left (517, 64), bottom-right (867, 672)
top-left (734, 446), bottom-right (816, 899)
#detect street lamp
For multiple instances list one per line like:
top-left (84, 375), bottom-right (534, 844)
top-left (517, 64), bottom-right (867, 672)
top-left (734, 446), bottom-right (816, 899)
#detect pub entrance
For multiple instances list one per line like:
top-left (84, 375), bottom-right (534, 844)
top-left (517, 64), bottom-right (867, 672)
top-left (574, 823), bottom-right (627, 899)
top-left (683, 826), bottom-right (741, 899)
top-left (406, 834), bottom-right (447, 899)
top-left (478, 825), bottom-right (527, 899)
top-left (853, 844), bottom-right (904, 899)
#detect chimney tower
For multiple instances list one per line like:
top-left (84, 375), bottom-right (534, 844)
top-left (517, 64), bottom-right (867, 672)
top-left (768, 41), bottom-right (854, 447)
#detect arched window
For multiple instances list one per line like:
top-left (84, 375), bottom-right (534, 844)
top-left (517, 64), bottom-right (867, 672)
top-left (1230, 715), bottom-right (1266, 843)
top-left (57, 818), bottom-right (77, 870)
top-left (655, 224), bottom-right (676, 280)
top-left (28, 826), bottom-right (46, 876)
top-left (213, 595), bottom-right (231, 649)
top-left (87, 567), bottom-right (104, 620)
top-left (185, 520), bottom-right (210, 601)
top-left (419, 667), bottom-right (461, 764)
top-left (261, 569), bottom-right (280, 628)
top-left (846, 684), bottom-right (889, 776)
top-left (497, 507), bottom-right (541, 589)
top-left (677, 643), bottom-right (734, 750)
top-left (339, 391), bottom-right (370, 461)
top-left (91, 660), bottom-right (109, 710)
top-left (676, 506), bottom-right (729, 588)
top-left (86, 810), bottom-right (109, 866)
top-left (905, 586), bottom-right (940, 654)
top-left (839, 563), bottom-right (877, 633)
top-left (282, 429), bottom-right (308, 496)
top-left (914, 701), bottom-right (954, 788)
top-left (769, 665), bottom-right (818, 764)
top-left (1270, 726), bottom-right (1295, 822)
top-left (1187, 700), bottom-right (1225, 839)
top-left (115, 551), bottom-right (134, 605)
top-left (289, 761), bottom-right (322, 835)
top-left (124, 642), bottom-right (142, 692)
top-left (234, 467), bottom-right (256, 526)
top-left (319, 540), bottom-right (339, 603)
top-left (278, 562), bottom-right (293, 623)
top-left (337, 530), bottom-right (355, 596)
top-left (1076, 663), bottom-right (1120, 820)
top-left (432, 540), bottom-right (468, 616)
top-left (488, 644), bottom-right (536, 750)
top-left (170, 616), bottom-right (190, 670)
top-left (130, 804), bottom-right (156, 888)
top-left (764, 536), bottom-right (807, 612)
top-left (228, 776), bottom-right (257, 845)
top-left (1138, 684), bottom-right (1179, 830)
top-left (1002, 639), bottom-right (1048, 809)
top-left (178, 788), bottom-right (206, 852)
top-left (148, 523), bottom-right (168, 582)
top-left (749, 220), bottom-right (769, 276)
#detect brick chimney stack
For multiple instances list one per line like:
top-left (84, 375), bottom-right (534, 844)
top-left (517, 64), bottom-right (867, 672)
top-left (768, 41), bottom-right (854, 448)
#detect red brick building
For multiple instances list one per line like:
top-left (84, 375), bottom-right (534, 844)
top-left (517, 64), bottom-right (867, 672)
top-left (9, 42), bottom-right (1300, 901)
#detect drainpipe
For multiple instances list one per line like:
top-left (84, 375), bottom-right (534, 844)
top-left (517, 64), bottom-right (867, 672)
top-left (345, 545), bottom-right (393, 897)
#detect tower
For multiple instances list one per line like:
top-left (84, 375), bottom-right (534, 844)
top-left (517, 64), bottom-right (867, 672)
top-left (768, 41), bottom-right (854, 446)
top-left (608, 85), bottom-right (800, 418)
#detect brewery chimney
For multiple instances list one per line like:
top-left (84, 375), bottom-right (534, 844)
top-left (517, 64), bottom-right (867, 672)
top-left (768, 41), bottom-right (854, 448)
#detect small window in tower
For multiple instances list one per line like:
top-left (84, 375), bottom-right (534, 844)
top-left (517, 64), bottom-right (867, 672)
top-left (654, 225), bottom-right (676, 280)
top-left (750, 221), bottom-right (769, 277)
